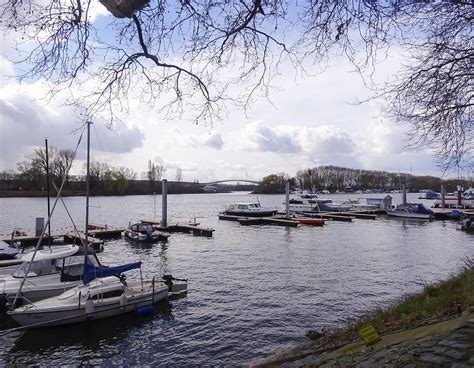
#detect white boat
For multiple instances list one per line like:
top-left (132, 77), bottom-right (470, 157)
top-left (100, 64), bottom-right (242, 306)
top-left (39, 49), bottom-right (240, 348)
top-left (431, 196), bottom-right (474, 209)
top-left (386, 203), bottom-right (434, 219)
top-left (0, 240), bottom-right (19, 261)
top-left (125, 223), bottom-right (164, 242)
top-left (8, 272), bottom-right (187, 328)
top-left (0, 244), bottom-right (103, 309)
top-left (223, 203), bottom-right (277, 217)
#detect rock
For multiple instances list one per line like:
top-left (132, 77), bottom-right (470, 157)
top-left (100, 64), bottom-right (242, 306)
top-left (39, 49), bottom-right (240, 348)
top-left (306, 330), bottom-right (324, 341)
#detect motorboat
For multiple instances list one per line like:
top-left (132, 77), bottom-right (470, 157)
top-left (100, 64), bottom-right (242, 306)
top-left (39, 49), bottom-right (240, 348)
top-left (385, 203), bottom-right (434, 219)
top-left (0, 244), bottom-right (103, 310)
top-left (8, 261), bottom-right (187, 328)
top-left (125, 223), bottom-right (168, 242)
top-left (418, 190), bottom-right (440, 200)
top-left (0, 240), bottom-right (19, 261)
top-left (223, 203), bottom-right (277, 217)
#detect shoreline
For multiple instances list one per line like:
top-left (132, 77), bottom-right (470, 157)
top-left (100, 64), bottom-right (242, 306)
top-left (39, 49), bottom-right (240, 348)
top-left (252, 261), bottom-right (474, 367)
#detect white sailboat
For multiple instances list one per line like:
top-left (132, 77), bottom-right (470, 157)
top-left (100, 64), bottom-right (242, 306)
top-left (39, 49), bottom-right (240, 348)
top-left (8, 122), bottom-right (187, 328)
top-left (8, 272), bottom-right (187, 328)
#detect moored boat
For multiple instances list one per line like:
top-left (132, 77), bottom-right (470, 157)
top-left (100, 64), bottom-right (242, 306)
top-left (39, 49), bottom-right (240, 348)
top-left (0, 244), bottom-right (103, 310)
top-left (125, 223), bottom-right (168, 242)
top-left (386, 203), bottom-right (434, 219)
top-left (0, 240), bottom-right (19, 261)
top-left (223, 203), bottom-right (277, 217)
top-left (8, 267), bottom-right (187, 328)
top-left (295, 218), bottom-right (325, 226)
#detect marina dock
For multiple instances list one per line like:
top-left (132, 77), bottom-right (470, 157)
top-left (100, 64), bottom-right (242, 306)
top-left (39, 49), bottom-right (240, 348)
top-left (219, 214), bottom-right (299, 227)
top-left (141, 220), bottom-right (215, 237)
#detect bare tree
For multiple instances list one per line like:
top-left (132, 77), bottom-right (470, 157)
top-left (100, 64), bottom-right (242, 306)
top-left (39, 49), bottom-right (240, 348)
top-left (1, 1), bottom-right (472, 170)
top-left (175, 167), bottom-right (183, 182)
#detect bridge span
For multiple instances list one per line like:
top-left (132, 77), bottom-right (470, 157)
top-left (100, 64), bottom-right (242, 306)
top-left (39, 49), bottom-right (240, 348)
top-left (202, 179), bottom-right (261, 185)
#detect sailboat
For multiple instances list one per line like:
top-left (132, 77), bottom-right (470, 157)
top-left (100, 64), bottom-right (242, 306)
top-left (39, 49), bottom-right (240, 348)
top-left (8, 122), bottom-right (187, 328)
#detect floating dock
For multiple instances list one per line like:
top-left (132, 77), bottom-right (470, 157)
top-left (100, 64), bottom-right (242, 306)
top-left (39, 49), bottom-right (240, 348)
top-left (141, 220), bottom-right (215, 237)
top-left (219, 214), bottom-right (299, 227)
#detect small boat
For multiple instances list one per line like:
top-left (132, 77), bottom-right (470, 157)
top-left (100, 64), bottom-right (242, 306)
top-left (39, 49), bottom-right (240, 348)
top-left (0, 240), bottom-right (19, 261)
top-left (125, 223), bottom-right (168, 242)
top-left (386, 203), bottom-right (434, 219)
top-left (223, 203), bottom-right (277, 217)
top-left (418, 190), bottom-right (440, 200)
top-left (8, 261), bottom-right (187, 328)
top-left (295, 218), bottom-right (325, 226)
top-left (431, 196), bottom-right (474, 209)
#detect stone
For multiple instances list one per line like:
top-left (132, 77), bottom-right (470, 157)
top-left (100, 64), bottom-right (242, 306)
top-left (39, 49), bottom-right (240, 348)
top-left (417, 353), bottom-right (451, 365)
top-left (306, 330), bottom-right (324, 341)
top-left (437, 339), bottom-right (470, 350)
top-left (439, 349), bottom-right (467, 361)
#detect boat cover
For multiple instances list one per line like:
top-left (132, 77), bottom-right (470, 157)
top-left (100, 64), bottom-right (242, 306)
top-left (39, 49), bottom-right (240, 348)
top-left (82, 258), bottom-right (142, 284)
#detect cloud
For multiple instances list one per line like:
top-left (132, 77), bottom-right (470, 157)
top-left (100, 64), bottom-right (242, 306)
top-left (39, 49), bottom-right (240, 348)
top-left (188, 131), bottom-right (224, 150)
top-left (241, 121), bottom-right (302, 153)
top-left (0, 83), bottom-right (145, 169)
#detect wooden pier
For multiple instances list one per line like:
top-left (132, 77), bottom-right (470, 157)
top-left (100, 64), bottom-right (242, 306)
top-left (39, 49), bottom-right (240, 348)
top-left (87, 224), bottom-right (125, 239)
top-left (64, 232), bottom-right (104, 250)
top-left (141, 220), bottom-right (215, 237)
top-left (219, 214), bottom-right (299, 227)
top-left (297, 212), bottom-right (354, 222)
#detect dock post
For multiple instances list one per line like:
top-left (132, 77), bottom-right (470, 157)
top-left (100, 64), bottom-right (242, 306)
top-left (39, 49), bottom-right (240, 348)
top-left (35, 217), bottom-right (44, 237)
top-left (162, 179), bottom-right (168, 228)
top-left (457, 184), bottom-right (463, 206)
top-left (441, 184), bottom-right (445, 208)
top-left (285, 180), bottom-right (290, 217)
top-left (402, 183), bottom-right (407, 205)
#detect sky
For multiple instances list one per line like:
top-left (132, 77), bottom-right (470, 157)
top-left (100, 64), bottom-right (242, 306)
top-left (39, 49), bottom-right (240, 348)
top-left (0, 3), bottom-right (460, 183)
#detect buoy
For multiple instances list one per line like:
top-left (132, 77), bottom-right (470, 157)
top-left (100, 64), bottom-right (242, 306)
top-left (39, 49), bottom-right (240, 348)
top-left (135, 305), bottom-right (153, 316)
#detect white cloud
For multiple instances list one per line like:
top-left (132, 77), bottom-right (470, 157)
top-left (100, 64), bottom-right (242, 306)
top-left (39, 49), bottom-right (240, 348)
top-left (0, 81), bottom-right (145, 170)
top-left (188, 131), bottom-right (224, 150)
top-left (240, 121), bottom-right (302, 154)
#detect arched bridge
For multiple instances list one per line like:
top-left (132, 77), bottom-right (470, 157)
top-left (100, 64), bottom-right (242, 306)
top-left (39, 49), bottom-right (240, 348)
top-left (202, 179), bottom-right (261, 185)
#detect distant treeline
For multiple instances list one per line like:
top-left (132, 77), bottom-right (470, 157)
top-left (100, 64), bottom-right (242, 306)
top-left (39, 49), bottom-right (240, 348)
top-left (1, 147), bottom-right (470, 197)
top-left (0, 147), bottom-right (255, 197)
top-left (254, 166), bottom-right (471, 194)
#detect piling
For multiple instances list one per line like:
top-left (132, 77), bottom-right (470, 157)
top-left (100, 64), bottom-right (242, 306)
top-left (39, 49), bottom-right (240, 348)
top-left (402, 183), bottom-right (407, 205)
top-left (162, 179), bottom-right (168, 228)
top-left (441, 184), bottom-right (445, 208)
top-left (35, 218), bottom-right (44, 237)
top-left (285, 180), bottom-right (290, 217)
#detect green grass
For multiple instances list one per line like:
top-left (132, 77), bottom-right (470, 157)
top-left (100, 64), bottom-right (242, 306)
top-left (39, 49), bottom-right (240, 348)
top-left (337, 258), bottom-right (474, 342)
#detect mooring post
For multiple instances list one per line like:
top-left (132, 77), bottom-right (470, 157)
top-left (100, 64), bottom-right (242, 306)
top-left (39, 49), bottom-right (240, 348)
top-left (441, 184), bottom-right (445, 208)
top-left (457, 184), bottom-right (462, 206)
top-left (402, 183), bottom-right (407, 205)
top-left (162, 179), bottom-right (168, 228)
top-left (285, 180), bottom-right (290, 217)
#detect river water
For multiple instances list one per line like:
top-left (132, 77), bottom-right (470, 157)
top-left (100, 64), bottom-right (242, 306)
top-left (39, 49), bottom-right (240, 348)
top-left (0, 192), bottom-right (472, 366)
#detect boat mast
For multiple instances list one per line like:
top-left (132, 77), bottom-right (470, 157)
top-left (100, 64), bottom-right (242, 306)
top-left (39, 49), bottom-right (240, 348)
top-left (45, 138), bottom-right (51, 248)
top-left (85, 121), bottom-right (92, 250)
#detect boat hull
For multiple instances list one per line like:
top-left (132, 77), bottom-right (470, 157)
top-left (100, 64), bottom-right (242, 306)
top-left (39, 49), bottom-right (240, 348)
top-left (296, 218), bottom-right (325, 226)
top-left (223, 210), bottom-right (277, 217)
top-left (385, 210), bottom-right (433, 219)
top-left (10, 289), bottom-right (169, 328)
